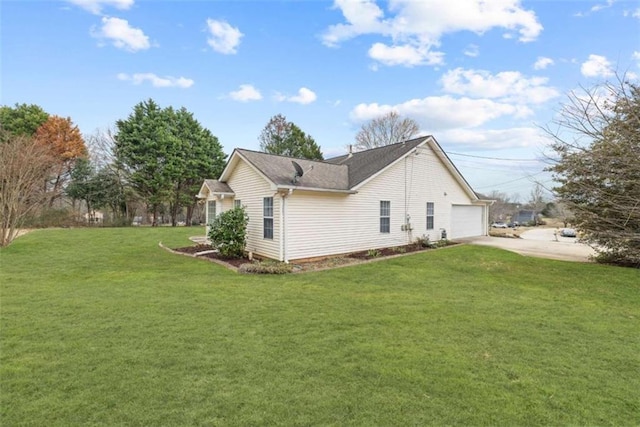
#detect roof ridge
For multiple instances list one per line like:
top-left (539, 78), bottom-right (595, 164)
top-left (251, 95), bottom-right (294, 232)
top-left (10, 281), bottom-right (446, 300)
top-left (236, 148), bottom-right (335, 164)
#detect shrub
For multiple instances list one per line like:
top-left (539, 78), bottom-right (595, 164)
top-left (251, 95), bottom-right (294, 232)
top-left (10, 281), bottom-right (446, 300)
top-left (238, 261), bottom-right (293, 274)
top-left (415, 235), bottom-right (433, 248)
top-left (367, 249), bottom-right (381, 258)
top-left (207, 207), bottom-right (248, 258)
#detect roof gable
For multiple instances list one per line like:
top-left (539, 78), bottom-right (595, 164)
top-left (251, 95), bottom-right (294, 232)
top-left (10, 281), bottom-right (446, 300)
top-left (326, 137), bottom-right (427, 188)
top-left (224, 149), bottom-right (350, 192)
top-left (196, 179), bottom-right (234, 198)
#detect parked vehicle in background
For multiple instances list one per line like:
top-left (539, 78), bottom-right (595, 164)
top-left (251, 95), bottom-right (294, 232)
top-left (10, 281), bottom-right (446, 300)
top-left (560, 228), bottom-right (577, 237)
top-left (491, 222), bottom-right (508, 228)
top-left (507, 221), bottom-right (520, 228)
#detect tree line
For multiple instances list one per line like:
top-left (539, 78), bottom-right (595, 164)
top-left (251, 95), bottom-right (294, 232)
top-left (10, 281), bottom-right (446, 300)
top-left (0, 100), bottom-right (330, 245)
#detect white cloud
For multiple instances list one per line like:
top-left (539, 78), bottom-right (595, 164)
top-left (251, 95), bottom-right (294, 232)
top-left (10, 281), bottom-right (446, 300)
top-left (440, 68), bottom-right (559, 104)
top-left (323, 0), bottom-right (542, 67)
top-left (590, 0), bottom-right (614, 13)
top-left (440, 127), bottom-right (551, 150)
top-left (206, 19), bottom-right (242, 54)
top-left (350, 96), bottom-right (532, 131)
top-left (533, 56), bottom-right (554, 70)
top-left (117, 73), bottom-right (193, 88)
top-left (581, 54), bottom-right (614, 78)
top-left (228, 84), bottom-right (262, 102)
top-left (275, 87), bottom-right (317, 105)
top-left (368, 43), bottom-right (444, 67)
top-left (463, 44), bottom-right (479, 58)
top-left (92, 17), bottom-right (150, 52)
top-left (67, 0), bottom-right (133, 14)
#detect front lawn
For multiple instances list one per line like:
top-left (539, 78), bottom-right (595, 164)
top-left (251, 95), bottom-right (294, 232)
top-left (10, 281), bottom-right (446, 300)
top-left (1, 228), bottom-right (638, 425)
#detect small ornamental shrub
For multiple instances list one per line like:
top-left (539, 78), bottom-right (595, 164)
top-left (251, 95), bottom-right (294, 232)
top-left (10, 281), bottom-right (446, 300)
top-left (415, 235), bottom-right (433, 248)
top-left (207, 207), bottom-right (248, 258)
top-left (367, 249), bottom-right (381, 258)
top-left (238, 261), bottom-right (293, 274)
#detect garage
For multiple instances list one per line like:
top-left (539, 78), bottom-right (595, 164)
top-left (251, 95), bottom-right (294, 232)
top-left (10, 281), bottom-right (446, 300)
top-left (451, 205), bottom-right (485, 239)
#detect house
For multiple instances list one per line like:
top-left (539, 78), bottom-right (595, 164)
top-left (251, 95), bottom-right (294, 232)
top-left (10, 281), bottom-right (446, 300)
top-left (513, 210), bottom-right (538, 225)
top-left (197, 136), bottom-right (492, 262)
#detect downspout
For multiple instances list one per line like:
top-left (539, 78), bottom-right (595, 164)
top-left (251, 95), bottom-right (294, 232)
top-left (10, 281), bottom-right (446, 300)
top-left (279, 189), bottom-right (292, 263)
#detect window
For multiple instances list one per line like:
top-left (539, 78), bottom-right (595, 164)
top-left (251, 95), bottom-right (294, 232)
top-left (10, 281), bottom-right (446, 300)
top-left (234, 199), bottom-right (242, 208)
top-left (207, 200), bottom-right (216, 224)
top-left (263, 197), bottom-right (273, 239)
top-left (426, 202), bottom-right (434, 230)
top-left (380, 201), bottom-right (390, 233)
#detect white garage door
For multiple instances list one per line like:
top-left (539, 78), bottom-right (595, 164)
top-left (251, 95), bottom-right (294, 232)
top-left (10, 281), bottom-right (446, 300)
top-left (451, 205), bottom-right (484, 239)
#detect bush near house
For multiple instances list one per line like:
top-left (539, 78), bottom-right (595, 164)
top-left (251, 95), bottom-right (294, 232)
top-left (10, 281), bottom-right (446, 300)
top-left (207, 206), bottom-right (248, 258)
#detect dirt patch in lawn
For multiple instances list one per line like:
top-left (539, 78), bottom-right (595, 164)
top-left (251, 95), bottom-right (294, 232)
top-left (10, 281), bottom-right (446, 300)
top-left (167, 241), bottom-right (458, 273)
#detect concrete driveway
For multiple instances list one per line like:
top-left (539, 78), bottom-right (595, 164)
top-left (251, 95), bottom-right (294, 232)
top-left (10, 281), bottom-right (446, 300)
top-left (463, 228), bottom-right (596, 262)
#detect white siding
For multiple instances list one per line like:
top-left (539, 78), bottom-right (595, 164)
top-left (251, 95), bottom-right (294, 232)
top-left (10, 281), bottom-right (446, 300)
top-left (285, 146), bottom-right (478, 260)
top-left (226, 160), bottom-right (280, 260)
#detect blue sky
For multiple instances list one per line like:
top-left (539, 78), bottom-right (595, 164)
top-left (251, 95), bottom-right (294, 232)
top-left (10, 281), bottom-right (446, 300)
top-left (2, 0), bottom-right (639, 200)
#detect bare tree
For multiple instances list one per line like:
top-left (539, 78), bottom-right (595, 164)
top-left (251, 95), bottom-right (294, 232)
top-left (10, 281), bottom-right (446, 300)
top-left (1, 132), bottom-right (54, 246)
top-left (545, 77), bottom-right (640, 266)
top-left (549, 201), bottom-right (574, 227)
top-left (354, 111), bottom-right (420, 150)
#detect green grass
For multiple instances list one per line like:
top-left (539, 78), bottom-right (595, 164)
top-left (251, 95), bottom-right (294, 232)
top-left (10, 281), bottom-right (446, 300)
top-left (1, 228), bottom-right (639, 426)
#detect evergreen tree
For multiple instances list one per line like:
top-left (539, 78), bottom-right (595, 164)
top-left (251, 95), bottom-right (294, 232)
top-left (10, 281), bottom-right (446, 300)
top-left (115, 99), bottom-right (226, 226)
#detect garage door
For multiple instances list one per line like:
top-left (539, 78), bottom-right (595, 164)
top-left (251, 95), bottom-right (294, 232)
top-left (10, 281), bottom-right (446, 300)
top-left (451, 205), bottom-right (484, 239)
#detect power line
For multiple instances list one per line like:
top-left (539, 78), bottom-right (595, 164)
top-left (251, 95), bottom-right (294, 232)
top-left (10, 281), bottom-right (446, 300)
top-left (446, 151), bottom-right (540, 162)
top-left (474, 171), bottom-right (547, 190)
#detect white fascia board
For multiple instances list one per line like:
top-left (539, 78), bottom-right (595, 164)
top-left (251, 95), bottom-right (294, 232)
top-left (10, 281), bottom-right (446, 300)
top-left (425, 137), bottom-right (482, 202)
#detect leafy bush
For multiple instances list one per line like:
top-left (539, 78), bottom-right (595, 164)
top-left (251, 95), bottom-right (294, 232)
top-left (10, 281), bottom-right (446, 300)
top-left (207, 207), bottom-right (248, 258)
top-left (238, 261), bottom-right (292, 274)
top-left (415, 235), bottom-right (434, 248)
top-left (367, 249), bottom-right (381, 258)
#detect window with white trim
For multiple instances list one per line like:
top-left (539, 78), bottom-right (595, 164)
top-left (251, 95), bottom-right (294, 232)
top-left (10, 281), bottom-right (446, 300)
top-left (380, 201), bottom-right (390, 233)
top-left (263, 197), bottom-right (273, 239)
top-left (234, 199), bottom-right (242, 208)
top-left (426, 202), bottom-right (434, 230)
top-left (207, 200), bottom-right (216, 224)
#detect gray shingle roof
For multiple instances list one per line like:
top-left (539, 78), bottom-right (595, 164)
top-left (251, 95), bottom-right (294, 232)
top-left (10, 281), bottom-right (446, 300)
top-left (236, 149), bottom-right (350, 190)
top-left (326, 137), bottom-right (428, 187)
top-left (203, 179), bottom-right (234, 194)
top-left (231, 137), bottom-right (430, 191)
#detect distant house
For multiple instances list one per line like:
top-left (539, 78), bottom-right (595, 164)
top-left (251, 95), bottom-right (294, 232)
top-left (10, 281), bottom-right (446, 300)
top-left (197, 136), bottom-right (492, 262)
top-left (514, 210), bottom-right (538, 224)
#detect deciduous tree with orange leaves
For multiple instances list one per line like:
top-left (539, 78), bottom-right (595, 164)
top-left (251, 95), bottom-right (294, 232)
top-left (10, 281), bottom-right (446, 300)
top-left (34, 115), bottom-right (87, 206)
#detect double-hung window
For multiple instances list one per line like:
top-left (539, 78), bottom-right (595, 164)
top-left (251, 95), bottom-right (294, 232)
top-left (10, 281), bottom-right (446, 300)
top-left (207, 200), bottom-right (216, 224)
top-left (234, 199), bottom-right (242, 209)
top-left (263, 197), bottom-right (274, 239)
top-left (380, 201), bottom-right (390, 233)
top-left (426, 202), bottom-right (434, 230)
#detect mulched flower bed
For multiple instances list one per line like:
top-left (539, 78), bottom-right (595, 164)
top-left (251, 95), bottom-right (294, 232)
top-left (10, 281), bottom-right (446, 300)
top-left (347, 243), bottom-right (427, 259)
top-left (171, 241), bottom-right (458, 273)
top-left (172, 244), bottom-right (249, 268)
